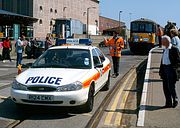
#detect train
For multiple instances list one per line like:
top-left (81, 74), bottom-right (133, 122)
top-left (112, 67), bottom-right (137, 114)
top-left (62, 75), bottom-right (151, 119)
top-left (129, 18), bottom-right (160, 54)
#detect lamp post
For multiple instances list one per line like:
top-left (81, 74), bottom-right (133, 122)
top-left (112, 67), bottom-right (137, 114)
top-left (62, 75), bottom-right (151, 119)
top-left (87, 7), bottom-right (96, 38)
top-left (63, 7), bottom-right (67, 18)
top-left (129, 13), bottom-right (132, 22)
top-left (63, 7), bottom-right (67, 38)
top-left (129, 13), bottom-right (132, 29)
top-left (119, 11), bottom-right (123, 35)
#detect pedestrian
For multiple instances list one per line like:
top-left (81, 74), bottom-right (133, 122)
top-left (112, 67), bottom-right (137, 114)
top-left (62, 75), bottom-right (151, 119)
top-left (45, 36), bottom-right (52, 51)
top-left (157, 25), bottom-right (163, 47)
top-left (2, 37), bottom-right (12, 63)
top-left (159, 35), bottom-right (180, 108)
top-left (15, 35), bottom-right (25, 67)
top-left (164, 21), bottom-right (176, 37)
top-left (25, 38), bottom-right (32, 59)
top-left (170, 29), bottom-right (180, 51)
top-left (104, 31), bottom-right (124, 78)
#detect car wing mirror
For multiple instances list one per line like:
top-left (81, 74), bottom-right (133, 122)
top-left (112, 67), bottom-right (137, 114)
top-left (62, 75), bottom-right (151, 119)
top-left (22, 63), bottom-right (33, 68)
top-left (95, 63), bottom-right (103, 68)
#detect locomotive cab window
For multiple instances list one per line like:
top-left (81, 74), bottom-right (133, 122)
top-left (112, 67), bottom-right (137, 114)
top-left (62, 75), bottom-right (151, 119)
top-left (131, 22), bottom-right (154, 33)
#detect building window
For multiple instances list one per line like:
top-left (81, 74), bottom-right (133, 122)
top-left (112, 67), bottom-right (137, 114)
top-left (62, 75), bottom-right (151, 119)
top-left (50, 8), bottom-right (53, 13)
top-left (40, 6), bottom-right (43, 12)
top-left (39, 19), bottom-right (43, 25)
top-left (50, 21), bottom-right (53, 26)
top-left (55, 9), bottom-right (57, 14)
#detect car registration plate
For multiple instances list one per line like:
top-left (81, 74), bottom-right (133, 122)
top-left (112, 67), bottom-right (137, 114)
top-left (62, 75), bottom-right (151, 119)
top-left (28, 95), bottom-right (54, 101)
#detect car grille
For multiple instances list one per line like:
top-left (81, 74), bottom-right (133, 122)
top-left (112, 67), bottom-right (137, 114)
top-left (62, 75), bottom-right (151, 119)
top-left (27, 86), bottom-right (57, 92)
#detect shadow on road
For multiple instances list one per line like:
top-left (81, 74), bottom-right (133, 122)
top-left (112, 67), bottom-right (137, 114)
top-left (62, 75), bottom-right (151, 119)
top-left (139, 105), bottom-right (163, 111)
top-left (0, 98), bottom-right (84, 121)
top-left (105, 108), bottom-right (137, 114)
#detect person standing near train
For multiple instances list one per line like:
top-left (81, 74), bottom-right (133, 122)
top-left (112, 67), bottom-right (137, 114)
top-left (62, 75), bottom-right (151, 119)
top-left (104, 32), bottom-right (124, 78)
top-left (170, 29), bottom-right (180, 51)
top-left (157, 25), bottom-right (163, 47)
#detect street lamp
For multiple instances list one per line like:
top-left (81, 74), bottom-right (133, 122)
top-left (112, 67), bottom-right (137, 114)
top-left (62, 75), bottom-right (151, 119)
top-left (62, 7), bottom-right (67, 38)
top-left (129, 13), bottom-right (132, 22)
top-left (129, 13), bottom-right (132, 29)
top-left (87, 7), bottom-right (96, 38)
top-left (63, 7), bottom-right (67, 18)
top-left (119, 11), bottom-right (123, 35)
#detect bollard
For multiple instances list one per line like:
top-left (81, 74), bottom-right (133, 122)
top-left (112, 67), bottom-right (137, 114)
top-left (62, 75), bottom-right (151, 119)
top-left (17, 64), bottom-right (22, 75)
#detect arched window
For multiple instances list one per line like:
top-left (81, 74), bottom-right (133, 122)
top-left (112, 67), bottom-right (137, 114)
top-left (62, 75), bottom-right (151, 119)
top-left (55, 9), bottom-right (57, 14)
top-left (39, 19), bottom-right (42, 25)
top-left (40, 6), bottom-right (43, 11)
top-left (50, 8), bottom-right (53, 13)
top-left (50, 21), bottom-right (53, 26)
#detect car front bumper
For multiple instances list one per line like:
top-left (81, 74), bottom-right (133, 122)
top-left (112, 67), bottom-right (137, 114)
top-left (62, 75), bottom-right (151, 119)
top-left (11, 88), bottom-right (89, 106)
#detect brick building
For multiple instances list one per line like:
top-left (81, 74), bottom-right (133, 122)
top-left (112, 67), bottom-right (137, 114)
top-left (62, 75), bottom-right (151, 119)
top-left (0, 0), bottom-right (99, 38)
top-left (99, 16), bottom-right (126, 35)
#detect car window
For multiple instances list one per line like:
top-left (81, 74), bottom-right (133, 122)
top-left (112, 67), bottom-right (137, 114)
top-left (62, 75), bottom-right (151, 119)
top-left (95, 48), bottom-right (106, 63)
top-left (32, 49), bottom-right (91, 69)
top-left (92, 49), bottom-right (101, 66)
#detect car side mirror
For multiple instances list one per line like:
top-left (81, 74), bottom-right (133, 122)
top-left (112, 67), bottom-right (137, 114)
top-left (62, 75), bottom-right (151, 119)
top-left (95, 63), bottom-right (103, 68)
top-left (22, 63), bottom-right (33, 68)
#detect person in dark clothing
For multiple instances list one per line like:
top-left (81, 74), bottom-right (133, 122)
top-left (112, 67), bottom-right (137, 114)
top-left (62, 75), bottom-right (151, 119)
top-left (2, 37), bottom-right (12, 62)
top-left (159, 35), bottom-right (180, 108)
top-left (164, 21), bottom-right (177, 37)
top-left (157, 25), bottom-right (163, 47)
top-left (45, 37), bottom-right (52, 51)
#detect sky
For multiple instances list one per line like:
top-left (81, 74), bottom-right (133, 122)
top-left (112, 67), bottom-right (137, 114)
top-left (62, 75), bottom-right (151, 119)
top-left (100, 0), bottom-right (180, 29)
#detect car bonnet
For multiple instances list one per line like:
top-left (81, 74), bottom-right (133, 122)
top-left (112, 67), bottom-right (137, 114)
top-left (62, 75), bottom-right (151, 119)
top-left (16, 68), bottom-right (90, 87)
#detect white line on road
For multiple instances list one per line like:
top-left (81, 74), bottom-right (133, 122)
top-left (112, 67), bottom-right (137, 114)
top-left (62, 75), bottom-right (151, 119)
top-left (0, 95), bottom-right (8, 100)
top-left (137, 47), bottom-right (158, 127)
top-left (0, 68), bottom-right (9, 71)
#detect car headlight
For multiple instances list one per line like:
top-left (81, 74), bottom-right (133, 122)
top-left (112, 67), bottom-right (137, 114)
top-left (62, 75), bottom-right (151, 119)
top-left (56, 81), bottom-right (83, 92)
top-left (12, 80), bottom-right (27, 91)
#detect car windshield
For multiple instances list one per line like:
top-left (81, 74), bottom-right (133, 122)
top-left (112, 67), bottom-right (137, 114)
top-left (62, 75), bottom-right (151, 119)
top-left (32, 48), bottom-right (92, 69)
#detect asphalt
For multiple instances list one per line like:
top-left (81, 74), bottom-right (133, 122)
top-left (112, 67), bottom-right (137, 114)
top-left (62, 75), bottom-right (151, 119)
top-left (137, 48), bottom-right (180, 128)
top-left (0, 48), bottom-right (147, 128)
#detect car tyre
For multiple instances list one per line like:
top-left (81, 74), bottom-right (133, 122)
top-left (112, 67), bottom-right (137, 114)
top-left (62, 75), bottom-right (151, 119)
top-left (101, 72), bottom-right (110, 91)
top-left (81, 85), bottom-right (94, 113)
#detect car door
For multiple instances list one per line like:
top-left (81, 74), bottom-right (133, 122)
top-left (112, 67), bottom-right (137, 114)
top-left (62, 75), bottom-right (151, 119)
top-left (92, 49), bottom-right (104, 92)
top-left (95, 48), bottom-right (109, 86)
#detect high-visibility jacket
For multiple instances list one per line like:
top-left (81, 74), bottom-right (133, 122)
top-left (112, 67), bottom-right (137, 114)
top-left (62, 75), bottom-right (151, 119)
top-left (157, 27), bottom-right (163, 36)
top-left (104, 37), bottom-right (124, 57)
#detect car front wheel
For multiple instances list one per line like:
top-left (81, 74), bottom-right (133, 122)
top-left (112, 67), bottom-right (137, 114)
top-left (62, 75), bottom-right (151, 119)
top-left (101, 72), bottom-right (110, 91)
top-left (81, 85), bottom-right (94, 112)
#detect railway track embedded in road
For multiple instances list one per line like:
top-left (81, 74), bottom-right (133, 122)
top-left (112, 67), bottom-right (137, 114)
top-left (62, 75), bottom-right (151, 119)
top-left (85, 59), bottom-right (147, 128)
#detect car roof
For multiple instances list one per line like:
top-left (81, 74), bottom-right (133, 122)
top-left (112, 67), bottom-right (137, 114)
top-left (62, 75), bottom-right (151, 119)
top-left (49, 45), bottom-right (97, 50)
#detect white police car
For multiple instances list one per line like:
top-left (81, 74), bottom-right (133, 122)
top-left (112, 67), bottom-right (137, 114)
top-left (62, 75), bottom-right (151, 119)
top-left (11, 45), bottom-right (111, 112)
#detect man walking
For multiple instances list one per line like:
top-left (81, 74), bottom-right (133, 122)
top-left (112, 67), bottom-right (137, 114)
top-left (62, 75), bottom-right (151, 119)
top-left (2, 37), bottom-right (12, 62)
top-left (159, 35), bottom-right (180, 108)
top-left (16, 35), bottom-right (25, 67)
top-left (104, 32), bottom-right (124, 78)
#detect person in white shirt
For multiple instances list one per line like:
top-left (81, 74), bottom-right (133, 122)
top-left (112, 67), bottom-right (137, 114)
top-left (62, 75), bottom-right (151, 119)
top-left (16, 35), bottom-right (25, 67)
top-left (159, 35), bottom-right (180, 108)
top-left (170, 29), bottom-right (180, 51)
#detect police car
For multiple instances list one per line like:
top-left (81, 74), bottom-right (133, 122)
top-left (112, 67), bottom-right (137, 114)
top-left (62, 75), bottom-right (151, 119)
top-left (11, 40), bottom-right (111, 112)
